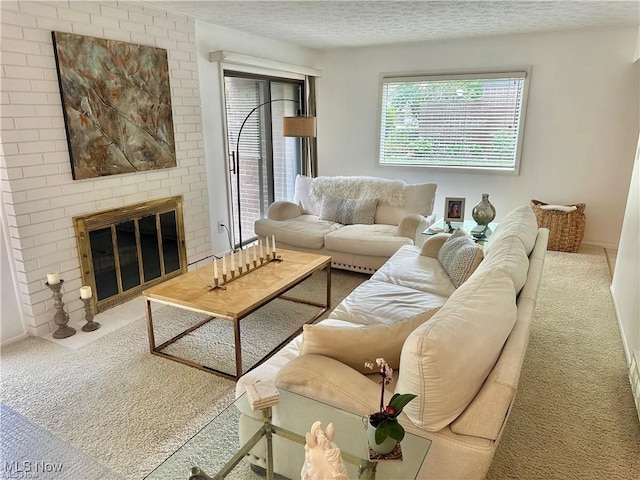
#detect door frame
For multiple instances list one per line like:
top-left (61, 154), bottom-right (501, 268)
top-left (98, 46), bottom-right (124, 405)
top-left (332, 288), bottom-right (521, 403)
top-left (223, 71), bottom-right (305, 249)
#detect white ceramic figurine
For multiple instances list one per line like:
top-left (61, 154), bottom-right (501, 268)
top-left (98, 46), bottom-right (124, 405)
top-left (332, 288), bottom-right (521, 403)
top-left (300, 421), bottom-right (350, 480)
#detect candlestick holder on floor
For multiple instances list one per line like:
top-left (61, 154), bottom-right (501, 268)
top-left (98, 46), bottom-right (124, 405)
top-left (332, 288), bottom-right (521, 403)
top-left (80, 297), bottom-right (101, 332)
top-left (46, 280), bottom-right (76, 339)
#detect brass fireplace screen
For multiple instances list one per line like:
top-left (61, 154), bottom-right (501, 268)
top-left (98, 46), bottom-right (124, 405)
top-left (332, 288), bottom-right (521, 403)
top-left (74, 196), bottom-right (187, 313)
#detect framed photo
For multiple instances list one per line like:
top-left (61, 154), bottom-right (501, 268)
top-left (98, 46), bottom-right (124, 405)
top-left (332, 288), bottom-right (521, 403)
top-left (444, 197), bottom-right (465, 222)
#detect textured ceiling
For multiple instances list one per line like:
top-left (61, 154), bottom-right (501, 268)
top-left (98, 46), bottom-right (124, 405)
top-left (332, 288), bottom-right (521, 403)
top-left (150, 1), bottom-right (640, 49)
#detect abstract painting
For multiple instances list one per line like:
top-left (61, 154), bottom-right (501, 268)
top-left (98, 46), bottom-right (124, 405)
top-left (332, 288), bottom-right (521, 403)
top-left (52, 31), bottom-right (176, 180)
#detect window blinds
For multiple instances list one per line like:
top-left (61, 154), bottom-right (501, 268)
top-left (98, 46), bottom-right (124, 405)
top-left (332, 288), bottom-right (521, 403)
top-left (379, 71), bottom-right (528, 171)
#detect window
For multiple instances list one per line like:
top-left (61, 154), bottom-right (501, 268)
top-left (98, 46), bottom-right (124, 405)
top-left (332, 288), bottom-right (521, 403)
top-left (379, 71), bottom-right (530, 173)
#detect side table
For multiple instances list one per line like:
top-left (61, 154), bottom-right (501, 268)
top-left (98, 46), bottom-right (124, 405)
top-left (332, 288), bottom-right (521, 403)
top-left (423, 219), bottom-right (499, 244)
top-left (145, 389), bottom-right (431, 480)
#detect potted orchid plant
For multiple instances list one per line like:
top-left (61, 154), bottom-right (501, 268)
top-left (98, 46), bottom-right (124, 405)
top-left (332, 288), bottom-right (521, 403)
top-left (365, 358), bottom-right (417, 453)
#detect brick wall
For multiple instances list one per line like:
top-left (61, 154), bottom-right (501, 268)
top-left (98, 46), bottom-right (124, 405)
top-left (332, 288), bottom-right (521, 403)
top-left (0, 1), bottom-right (212, 336)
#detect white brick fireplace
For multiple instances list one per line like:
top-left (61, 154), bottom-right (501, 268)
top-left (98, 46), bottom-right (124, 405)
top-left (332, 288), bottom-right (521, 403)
top-left (1, 1), bottom-right (213, 336)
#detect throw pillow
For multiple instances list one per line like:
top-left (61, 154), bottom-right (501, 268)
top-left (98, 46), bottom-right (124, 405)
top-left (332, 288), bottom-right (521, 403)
top-left (300, 309), bottom-right (440, 373)
top-left (319, 194), bottom-right (377, 225)
top-left (437, 229), bottom-right (484, 288)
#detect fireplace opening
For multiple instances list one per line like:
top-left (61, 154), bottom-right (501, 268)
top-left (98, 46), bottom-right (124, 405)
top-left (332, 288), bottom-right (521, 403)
top-left (74, 196), bottom-right (187, 313)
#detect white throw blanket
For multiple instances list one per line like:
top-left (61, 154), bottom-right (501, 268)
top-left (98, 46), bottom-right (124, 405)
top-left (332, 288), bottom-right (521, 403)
top-left (310, 176), bottom-right (407, 207)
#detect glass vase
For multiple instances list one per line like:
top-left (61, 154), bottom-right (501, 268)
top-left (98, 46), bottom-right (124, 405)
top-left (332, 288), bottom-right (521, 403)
top-left (472, 194), bottom-right (496, 226)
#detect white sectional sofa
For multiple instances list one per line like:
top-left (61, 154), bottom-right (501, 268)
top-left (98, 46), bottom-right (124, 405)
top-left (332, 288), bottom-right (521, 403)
top-left (237, 205), bottom-right (549, 479)
top-left (254, 175), bottom-right (437, 273)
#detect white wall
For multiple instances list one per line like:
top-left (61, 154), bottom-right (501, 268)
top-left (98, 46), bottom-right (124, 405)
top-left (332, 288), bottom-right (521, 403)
top-left (316, 28), bottom-right (639, 248)
top-left (0, 1), bottom-right (212, 336)
top-left (611, 25), bottom-right (640, 373)
top-left (612, 136), bottom-right (640, 364)
top-left (194, 22), bottom-right (320, 254)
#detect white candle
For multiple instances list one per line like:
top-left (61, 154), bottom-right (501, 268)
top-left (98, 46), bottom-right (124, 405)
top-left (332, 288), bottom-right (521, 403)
top-left (231, 251), bottom-right (235, 272)
top-left (265, 237), bottom-right (270, 256)
top-left (47, 272), bottom-right (60, 285)
top-left (213, 258), bottom-right (218, 279)
top-left (245, 248), bottom-right (251, 267)
top-left (253, 244), bottom-right (257, 262)
top-left (80, 286), bottom-right (92, 299)
top-left (271, 235), bottom-right (276, 255)
top-left (259, 240), bottom-right (264, 259)
top-left (222, 255), bottom-right (227, 275)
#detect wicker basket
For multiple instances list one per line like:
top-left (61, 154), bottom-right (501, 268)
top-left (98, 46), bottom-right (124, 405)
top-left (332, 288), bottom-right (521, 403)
top-left (530, 200), bottom-right (586, 253)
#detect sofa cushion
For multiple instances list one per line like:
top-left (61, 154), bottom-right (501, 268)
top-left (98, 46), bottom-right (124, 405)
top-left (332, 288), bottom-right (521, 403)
top-left (476, 233), bottom-right (530, 293)
top-left (254, 215), bottom-right (341, 249)
top-left (395, 267), bottom-right (517, 432)
top-left (293, 174), bottom-right (322, 215)
top-left (484, 205), bottom-right (538, 257)
top-left (319, 194), bottom-right (378, 225)
top-left (450, 304), bottom-right (529, 440)
top-left (275, 355), bottom-right (384, 417)
top-left (329, 279), bottom-right (447, 326)
top-left (300, 310), bottom-right (439, 373)
top-left (324, 224), bottom-right (413, 257)
top-left (437, 229), bottom-right (484, 288)
top-left (375, 183), bottom-right (438, 225)
top-left (372, 245), bottom-right (456, 298)
top-left (472, 205), bottom-right (537, 293)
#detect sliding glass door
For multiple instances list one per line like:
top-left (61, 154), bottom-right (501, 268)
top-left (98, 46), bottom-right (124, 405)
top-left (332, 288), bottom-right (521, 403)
top-left (224, 73), bottom-right (304, 248)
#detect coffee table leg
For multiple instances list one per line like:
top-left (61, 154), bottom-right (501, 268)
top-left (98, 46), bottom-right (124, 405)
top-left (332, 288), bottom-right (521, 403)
top-left (234, 320), bottom-right (242, 379)
top-left (145, 298), bottom-right (156, 352)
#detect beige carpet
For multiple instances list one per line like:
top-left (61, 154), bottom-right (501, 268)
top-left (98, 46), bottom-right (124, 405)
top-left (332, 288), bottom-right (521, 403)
top-left (487, 246), bottom-right (640, 480)
top-left (0, 317), bottom-right (236, 479)
top-left (2, 248), bottom-right (638, 479)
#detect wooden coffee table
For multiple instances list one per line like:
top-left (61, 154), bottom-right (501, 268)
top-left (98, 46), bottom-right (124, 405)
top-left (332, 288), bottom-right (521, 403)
top-left (143, 249), bottom-right (331, 380)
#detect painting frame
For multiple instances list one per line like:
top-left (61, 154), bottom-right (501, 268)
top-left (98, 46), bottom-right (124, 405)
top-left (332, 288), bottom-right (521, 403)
top-left (444, 197), bottom-right (466, 222)
top-left (52, 31), bottom-right (177, 180)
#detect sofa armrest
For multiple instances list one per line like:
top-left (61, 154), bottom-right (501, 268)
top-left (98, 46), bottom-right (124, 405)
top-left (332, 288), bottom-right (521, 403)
top-left (424, 212), bottom-right (437, 228)
top-left (275, 354), bottom-right (388, 416)
top-left (420, 233), bottom-right (450, 258)
top-left (397, 214), bottom-right (428, 244)
top-left (267, 201), bottom-right (303, 221)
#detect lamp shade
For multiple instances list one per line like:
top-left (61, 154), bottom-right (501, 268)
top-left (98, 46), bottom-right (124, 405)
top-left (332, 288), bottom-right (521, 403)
top-left (282, 116), bottom-right (316, 138)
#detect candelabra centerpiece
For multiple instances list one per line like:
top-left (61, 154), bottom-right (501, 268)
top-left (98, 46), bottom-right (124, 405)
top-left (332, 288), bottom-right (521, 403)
top-left (209, 236), bottom-right (280, 291)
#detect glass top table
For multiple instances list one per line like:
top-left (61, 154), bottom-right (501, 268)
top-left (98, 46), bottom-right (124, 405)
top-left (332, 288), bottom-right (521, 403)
top-left (145, 389), bottom-right (431, 480)
top-left (423, 219), bottom-right (499, 243)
